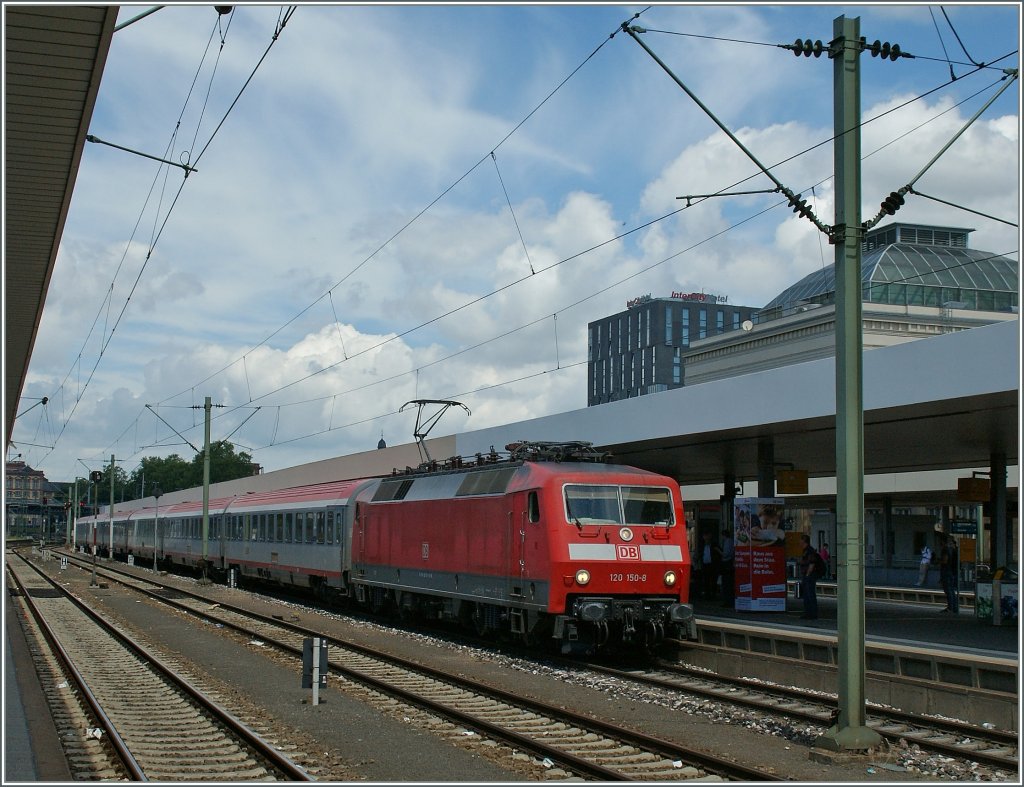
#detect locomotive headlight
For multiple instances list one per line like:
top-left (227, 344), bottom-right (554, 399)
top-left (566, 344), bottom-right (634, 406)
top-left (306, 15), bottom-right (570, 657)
top-left (664, 570), bottom-right (678, 587)
top-left (575, 569), bottom-right (591, 586)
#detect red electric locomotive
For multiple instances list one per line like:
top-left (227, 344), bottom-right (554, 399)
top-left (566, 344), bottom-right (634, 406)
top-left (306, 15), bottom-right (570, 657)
top-left (349, 440), bottom-right (695, 654)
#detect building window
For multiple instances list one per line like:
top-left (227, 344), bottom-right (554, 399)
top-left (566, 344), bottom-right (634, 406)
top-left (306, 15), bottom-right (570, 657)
top-left (716, 310), bottom-right (724, 332)
top-left (672, 347), bottom-right (681, 384)
top-left (699, 309), bottom-right (707, 339)
top-left (665, 305), bottom-right (673, 344)
top-left (733, 312), bottom-right (740, 329)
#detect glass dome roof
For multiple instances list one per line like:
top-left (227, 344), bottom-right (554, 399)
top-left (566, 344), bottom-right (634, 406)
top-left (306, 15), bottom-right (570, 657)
top-left (763, 224), bottom-right (1018, 313)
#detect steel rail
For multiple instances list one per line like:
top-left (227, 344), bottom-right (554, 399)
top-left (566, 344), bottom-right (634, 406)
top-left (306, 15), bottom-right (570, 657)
top-left (566, 656), bottom-right (1018, 772)
top-left (57, 552), bottom-right (780, 781)
top-left (12, 553), bottom-right (313, 781)
top-left (6, 563), bottom-right (146, 780)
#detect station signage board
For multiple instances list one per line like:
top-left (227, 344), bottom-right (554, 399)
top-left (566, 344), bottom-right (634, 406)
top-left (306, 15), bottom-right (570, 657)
top-left (957, 476), bottom-right (990, 502)
top-left (777, 469), bottom-right (808, 495)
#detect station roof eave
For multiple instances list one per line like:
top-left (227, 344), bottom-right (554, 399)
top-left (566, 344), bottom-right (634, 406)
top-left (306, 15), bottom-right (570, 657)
top-left (454, 320), bottom-right (1020, 487)
top-left (4, 5), bottom-right (117, 447)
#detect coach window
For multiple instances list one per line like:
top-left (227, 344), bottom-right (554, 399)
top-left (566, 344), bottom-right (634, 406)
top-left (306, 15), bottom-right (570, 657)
top-left (258, 514), bottom-right (267, 542)
top-left (528, 491), bottom-right (540, 523)
top-left (316, 511), bottom-right (326, 544)
top-left (306, 512), bottom-right (316, 543)
top-left (326, 511), bottom-right (335, 544)
top-left (283, 512), bottom-right (293, 543)
top-left (273, 512), bottom-right (282, 542)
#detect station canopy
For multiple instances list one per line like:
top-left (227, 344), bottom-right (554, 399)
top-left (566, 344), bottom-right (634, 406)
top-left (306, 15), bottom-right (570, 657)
top-left (762, 223), bottom-right (1019, 314)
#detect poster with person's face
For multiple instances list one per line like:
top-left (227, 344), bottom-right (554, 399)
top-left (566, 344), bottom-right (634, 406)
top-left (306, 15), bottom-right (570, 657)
top-left (733, 497), bottom-right (787, 611)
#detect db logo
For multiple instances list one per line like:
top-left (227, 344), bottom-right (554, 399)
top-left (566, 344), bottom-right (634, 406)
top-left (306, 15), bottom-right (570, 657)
top-left (616, 544), bottom-right (640, 560)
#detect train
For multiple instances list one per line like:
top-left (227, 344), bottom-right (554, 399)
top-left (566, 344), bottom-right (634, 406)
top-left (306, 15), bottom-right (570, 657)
top-left (73, 441), bottom-right (695, 654)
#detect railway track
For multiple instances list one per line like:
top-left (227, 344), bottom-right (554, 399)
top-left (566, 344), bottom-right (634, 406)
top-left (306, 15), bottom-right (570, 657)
top-left (43, 549), bottom-right (780, 781)
top-left (6, 552), bottom-right (312, 781)
top-left (37, 547), bottom-right (1020, 779)
top-left (569, 658), bottom-right (1019, 773)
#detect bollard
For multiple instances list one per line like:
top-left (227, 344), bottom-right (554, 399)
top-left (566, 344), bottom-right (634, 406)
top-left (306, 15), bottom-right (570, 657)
top-left (302, 637), bottom-right (328, 705)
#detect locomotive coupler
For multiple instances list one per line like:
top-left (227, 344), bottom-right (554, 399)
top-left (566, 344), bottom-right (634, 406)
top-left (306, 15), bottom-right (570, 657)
top-left (622, 605), bottom-right (636, 637)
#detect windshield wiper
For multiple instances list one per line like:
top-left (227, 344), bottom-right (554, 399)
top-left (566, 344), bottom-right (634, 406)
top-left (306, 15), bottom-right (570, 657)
top-left (565, 496), bottom-right (584, 532)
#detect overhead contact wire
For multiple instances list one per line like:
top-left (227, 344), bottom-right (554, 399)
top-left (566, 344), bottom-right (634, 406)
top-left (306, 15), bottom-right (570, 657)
top-left (37, 8), bottom-right (295, 465)
top-left (158, 15), bottom-right (622, 405)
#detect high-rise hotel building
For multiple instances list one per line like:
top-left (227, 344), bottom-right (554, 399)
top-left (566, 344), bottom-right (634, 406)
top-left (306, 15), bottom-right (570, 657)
top-left (587, 290), bottom-right (759, 406)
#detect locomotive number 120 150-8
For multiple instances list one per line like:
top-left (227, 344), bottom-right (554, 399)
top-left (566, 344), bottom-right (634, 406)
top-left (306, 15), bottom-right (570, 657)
top-left (609, 573), bottom-right (647, 583)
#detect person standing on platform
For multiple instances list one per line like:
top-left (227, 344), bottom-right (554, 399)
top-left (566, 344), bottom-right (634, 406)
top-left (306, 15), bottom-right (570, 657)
top-left (799, 533), bottom-right (822, 620)
top-left (939, 535), bottom-right (960, 612)
top-left (699, 531), bottom-right (721, 601)
top-left (719, 529), bottom-right (735, 606)
top-left (818, 542), bottom-right (831, 580)
top-left (915, 544), bottom-right (932, 587)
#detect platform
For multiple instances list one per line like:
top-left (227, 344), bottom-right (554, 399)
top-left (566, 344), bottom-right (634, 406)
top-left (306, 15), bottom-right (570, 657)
top-left (690, 584), bottom-right (1019, 656)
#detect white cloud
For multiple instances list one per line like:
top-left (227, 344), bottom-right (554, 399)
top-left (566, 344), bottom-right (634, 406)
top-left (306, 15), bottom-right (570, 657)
top-left (11, 4), bottom-right (1019, 482)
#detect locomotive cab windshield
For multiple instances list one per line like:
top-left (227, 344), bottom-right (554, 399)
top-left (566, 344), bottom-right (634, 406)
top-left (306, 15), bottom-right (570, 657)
top-left (562, 484), bottom-right (675, 527)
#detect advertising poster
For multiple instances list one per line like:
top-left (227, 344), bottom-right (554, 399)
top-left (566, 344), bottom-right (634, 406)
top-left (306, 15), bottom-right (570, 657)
top-left (975, 582), bottom-right (1019, 625)
top-left (733, 497), bottom-right (787, 611)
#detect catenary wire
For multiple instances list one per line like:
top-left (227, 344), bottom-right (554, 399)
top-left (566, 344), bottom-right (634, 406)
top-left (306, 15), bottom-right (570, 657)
top-left (34, 8), bottom-right (296, 466)
top-left (157, 12), bottom-right (628, 406)
top-left (81, 12), bottom-right (1007, 450)
top-left (64, 9), bottom-right (1015, 466)
top-left (99, 63), bottom-right (1019, 461)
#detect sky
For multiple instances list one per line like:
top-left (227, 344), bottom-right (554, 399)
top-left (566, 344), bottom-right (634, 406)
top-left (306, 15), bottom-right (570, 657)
top-left (8, 2), bottom-right (1021, 487)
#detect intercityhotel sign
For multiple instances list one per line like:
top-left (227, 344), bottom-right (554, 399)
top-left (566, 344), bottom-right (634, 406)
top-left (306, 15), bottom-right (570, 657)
top-left (626, 291), bottom-right (730, 308)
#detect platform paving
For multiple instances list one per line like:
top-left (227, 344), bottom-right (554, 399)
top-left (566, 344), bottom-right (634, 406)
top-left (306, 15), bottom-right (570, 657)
top-left (690, 586), bottom-right (1019, 655)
